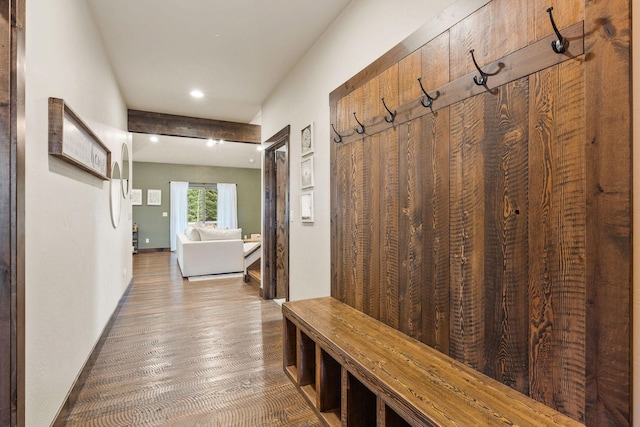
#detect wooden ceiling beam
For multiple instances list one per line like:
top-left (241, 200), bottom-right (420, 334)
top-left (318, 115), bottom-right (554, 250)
top-left (127, 110), bottom-right (261, 144)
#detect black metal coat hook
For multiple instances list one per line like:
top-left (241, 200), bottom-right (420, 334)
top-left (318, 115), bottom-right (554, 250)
top-left (547, 7), bottom-right (569, 53)
top-left (331, 124), bottom-right (343, 143)
top-left (353, 112), bottom-right (365, 135)
top-left (470, 49), bottom-right (488, 86)
top-left (417, 78), bottom-right (435, 109)
top-left (381, 98), bottom-right (396, 123)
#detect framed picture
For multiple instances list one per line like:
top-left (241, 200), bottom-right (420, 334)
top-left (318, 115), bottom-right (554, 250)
top-left (301, 156), bottom-right (314, 189)
top-left (147, 189), bottom-right (162, 206)
top-left (301, 191), bottom-right (314, 223)
top-left (301, 123), bottom-right (314, 156)
top-left (131, 188), bottom-right (142, 206)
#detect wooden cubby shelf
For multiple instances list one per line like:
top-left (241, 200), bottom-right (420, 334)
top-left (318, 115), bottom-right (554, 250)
top-left (282, 297), bottom-right (583, 427)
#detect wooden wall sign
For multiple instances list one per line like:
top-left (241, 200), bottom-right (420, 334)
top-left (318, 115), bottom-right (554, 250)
top-left (48, 97), bottom-right (111, 180)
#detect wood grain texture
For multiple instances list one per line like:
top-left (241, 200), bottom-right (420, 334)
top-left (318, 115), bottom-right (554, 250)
top-left (420, 110), bottom-right (450, 354)
top-left (127, 109), bottom-right (261, 143)
top-left (527, 0), bottom-right (583, 44)
top-left (449, 0), bottom-right (528, 81)
top-left (449, 93), bottom-right (485, 370)
top-left (379, 128), bottom-right (400, 329)
top-left (398, 120), bottom-right (423, 340)
top-left (481, 78), bottom-right (529, 393)
top-left (584, 0), bottom-right (631, 424)
top-left (335, 142), bottom-right (352, 304)
top-left (350, 139), bottom-right (364, 311)
top-left (421, 31), bottom-right (450, 90)
top-left (362, 133), bottom-right (381, 319)
top-left (63, 252), bottom-right (321, 426)
top-left (284, 297), bottom-right (583, 427)
top-left (329, 0), bottom-right (490, 104)
top-left (398, 50), bottom-right (422, 106)
top-left (529, 60), bottom-right (587, 422)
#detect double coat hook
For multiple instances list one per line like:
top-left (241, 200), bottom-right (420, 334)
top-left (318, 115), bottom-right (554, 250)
top-left (381, 98), bottom-right (396, 123)
top-left (417, 77), bottom-right (435, 110)
top-left (331, 124), bottom-right (343, 143)
top-left (547, 7), bottom-right (569, 53)
top-left (469, 49), bottom-right (488, 86)
top-left (353, 112), bottom-right (365, 135)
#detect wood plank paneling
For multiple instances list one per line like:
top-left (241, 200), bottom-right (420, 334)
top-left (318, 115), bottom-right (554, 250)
top-left (379, 128), bottom-right (400, 329)
top-left (276, 151), bottom-right (288, 299)
top-left (529, 61), bottom-right (586, 421)
top-left (481, 78), bottom-right (529, 394)
top-left (584, 0), bottom-right (631, 424)
top-left (420, 110), bottom-right (450, 354)
top-left (328, 0), bottom-right (631, 424)
top-left (398, 120), bottom-right (423, 340)
top-left (362, 133), bottom-right (381, 319)
top-left (335, 142), bottom-right (352, 304)
top-left (449, 93), bottom-right (485, 369)
top-left (350, 139), bottom-right (364, 311)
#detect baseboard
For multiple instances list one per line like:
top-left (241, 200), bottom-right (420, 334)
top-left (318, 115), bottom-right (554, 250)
top-left (137, 247), bottom-right (171, 253)
top-left (51, 277), bottom-right (134, 427)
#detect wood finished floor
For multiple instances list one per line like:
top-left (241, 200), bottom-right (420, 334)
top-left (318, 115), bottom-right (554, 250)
top-left (64, 252), bottom-right (321, 426)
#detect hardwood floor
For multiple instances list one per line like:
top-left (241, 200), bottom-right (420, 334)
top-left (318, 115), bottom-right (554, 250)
top-left (64, 252), bottom-right (320, 426)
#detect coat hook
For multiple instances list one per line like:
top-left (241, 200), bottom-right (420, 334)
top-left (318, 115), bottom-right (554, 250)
top-left (353, 112), bottom-right (365, 135)
top-left (470, 49), bottom-right (488, 86)
top-left (547, 7), bottom-right (569, 53)
top-left (331, 124), bottom-right (343, 143)
top-left (381, 98), bottom-right (396, 123)
top-left (417, 78), bottom-right (435, 109)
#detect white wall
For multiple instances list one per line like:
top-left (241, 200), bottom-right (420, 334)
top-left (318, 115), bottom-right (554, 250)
top-left (261, 0), bottom-right (458, 301)
top-left (25, 0), bottom-right (132, 425)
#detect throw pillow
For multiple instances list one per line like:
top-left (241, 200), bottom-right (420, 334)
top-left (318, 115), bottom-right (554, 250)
top-left (184, 226), bottom-right (201, 241)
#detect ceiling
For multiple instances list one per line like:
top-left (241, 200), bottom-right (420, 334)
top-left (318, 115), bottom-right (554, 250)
top-left (87, 0), bottom-right (352, 168)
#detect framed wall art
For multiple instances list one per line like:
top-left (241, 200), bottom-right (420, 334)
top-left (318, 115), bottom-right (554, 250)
top-left (131, 189), bottom-right (142, 206)
top-left (147, 189), bottom-right (162, 206)
top-left (301, 123), bottom-right (313, 156)
top-left (301, 191), bottom-right (314, 223)
top-left (301, 156), bottom-right (314, 189)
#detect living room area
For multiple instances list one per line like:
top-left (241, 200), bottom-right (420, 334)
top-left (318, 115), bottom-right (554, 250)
top-left (130, 143), bottom-right (263, 284)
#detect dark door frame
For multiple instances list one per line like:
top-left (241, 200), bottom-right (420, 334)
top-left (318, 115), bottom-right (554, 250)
top-left (1, 0), bottom-right (25, 425)
top-left (262, 126), bottom-right (290, 300)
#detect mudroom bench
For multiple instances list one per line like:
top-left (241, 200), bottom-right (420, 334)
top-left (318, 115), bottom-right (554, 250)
top-left (282, 297), bottom-right (581, 427)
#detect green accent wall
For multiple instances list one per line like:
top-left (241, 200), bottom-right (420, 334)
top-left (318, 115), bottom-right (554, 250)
top-left (132, 161), bottom-right (261, 249)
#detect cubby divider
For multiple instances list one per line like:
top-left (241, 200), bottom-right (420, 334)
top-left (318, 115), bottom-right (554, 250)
top-left (343, 369), bottom-right (377, 426)
top-left (316, 347), bottom-right (341, 426)
top-left (283, 318), bottom-right (297, 380)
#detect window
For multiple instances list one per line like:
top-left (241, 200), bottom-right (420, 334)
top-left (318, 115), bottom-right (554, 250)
top-left (187, 184), bottom-right (217, 224)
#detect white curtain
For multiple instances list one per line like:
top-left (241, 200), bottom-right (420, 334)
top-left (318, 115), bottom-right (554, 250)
top-left (170, 181), bottom-right (189, 251)
top-left (217, 183), bottom-right (238, 229)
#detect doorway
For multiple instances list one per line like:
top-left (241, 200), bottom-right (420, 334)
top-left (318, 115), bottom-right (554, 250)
top-left (263, 126), bottom-right (290, 300)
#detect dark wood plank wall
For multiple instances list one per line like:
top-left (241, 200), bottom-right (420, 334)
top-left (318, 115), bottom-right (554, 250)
top-left (329, 0), bottom-right (630, 425)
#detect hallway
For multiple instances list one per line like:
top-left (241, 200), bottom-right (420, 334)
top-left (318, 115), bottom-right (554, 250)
top-left (63, 252), bottom-right (320, 426)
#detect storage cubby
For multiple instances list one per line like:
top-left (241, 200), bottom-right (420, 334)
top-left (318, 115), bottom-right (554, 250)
top-left (297, 329), bottom-right (316, 401)
top-left (343, 370), bottom-right (376, 426)
top-left (316, 347), bottom-right (341, 426)
top-left (283, 318), bottom-right (297, 380)
top-left (379, 400), bottom-right (411, 427)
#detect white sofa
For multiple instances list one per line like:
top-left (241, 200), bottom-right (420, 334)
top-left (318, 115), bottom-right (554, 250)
top-left (176, 227), bottom-right (244, 278)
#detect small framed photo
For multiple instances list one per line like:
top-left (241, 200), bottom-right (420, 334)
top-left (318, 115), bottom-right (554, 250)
top-left (301, 123), bottom-right (314, 157)
top-left (301, 156), bottom-right (314, 189)
top-left (301, 191), bottom-right (314, 223)
top-left (131, 189), bottom-right (142, 206)
top-left (147, 189), bottom-right (162, 206)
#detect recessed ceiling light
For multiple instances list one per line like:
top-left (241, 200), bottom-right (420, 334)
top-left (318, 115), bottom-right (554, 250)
top-left (256, 146), bottom-right (263, 151)
top-left (150, 136), bottom-right (159, 143)
top-left (190, 89), bottom-right (204, 98)
top-left (249, 159), bottom-right (255, 163)
top-left (219, 140), bottom-right (224, 144)
top-left (207, 139), bottom-right (215, 147)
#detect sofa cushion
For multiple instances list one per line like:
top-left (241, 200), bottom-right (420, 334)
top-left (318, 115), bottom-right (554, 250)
top-left (184, 226), bottom-right (201, 241)
top-left (197, 227), bottom-right (242, 241)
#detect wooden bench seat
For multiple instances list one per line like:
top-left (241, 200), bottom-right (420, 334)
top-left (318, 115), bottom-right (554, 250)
top-left (283, 297), bottom-right (582, 427)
